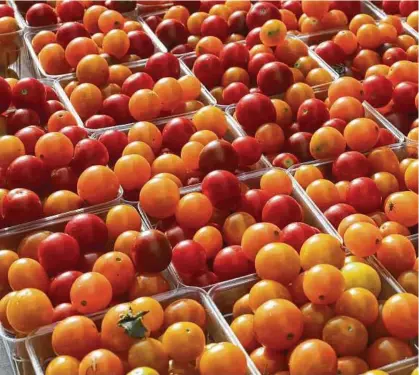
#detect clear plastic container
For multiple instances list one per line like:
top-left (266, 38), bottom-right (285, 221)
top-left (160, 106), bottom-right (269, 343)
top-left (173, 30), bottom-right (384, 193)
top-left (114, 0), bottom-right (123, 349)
top-left (0, 205), bottom-right (178, 375)
top-left (208, 258), bottom-right (418, 375)
top-left (24, 15), bottom-right (167, 80)
top-left (26, 286), bottom-right (259, 375)
top-left (139, 167), bottom-right (340, 289)
top-left (54, 59), bottom-right (216, 134)
top-left (91, 109), bottom-right (271, 204)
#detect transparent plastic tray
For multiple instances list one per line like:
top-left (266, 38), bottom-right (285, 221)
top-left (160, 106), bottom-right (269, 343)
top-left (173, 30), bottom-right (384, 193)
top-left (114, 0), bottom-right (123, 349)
top-left (180, 38), bottom-right (340, 108)
top-left (24, 15), bottom-right (167, 80)
top-left (139, 167), bottom-right (340, 289)
top-left (54, 58), bottom-right (216, 134)
top-left (208, 260), bottom-right (418, 375)
top-left (26, 287), bottom-right (259, 375)
top-left (0, 205), bottom-right (178, 375)
top-left (92, 109), bottom-right (271, 205)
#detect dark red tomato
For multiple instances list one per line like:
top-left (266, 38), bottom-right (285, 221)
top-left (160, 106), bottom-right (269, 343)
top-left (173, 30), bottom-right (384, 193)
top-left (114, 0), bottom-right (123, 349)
top-left (26, 3), bottom-right (57, 27)
top-left (248, 52), bottom-right (277, 80)
top-left (77, 252), bottom-right (101, 273)
top-left (200, 0), bottom-right (224, 12)
top-left (262, 195), bottom-right (304, 229)
top-left (172, 240), bottom-right (207, 275)
top-left (385, 112), bottom-right (415, 135)
top-left (145, 15), bottom-right (162, 32)
top-left (246, 2), bottom-right (281, 29)
top-left (85, 114), bottom-right (116, 130)
top-left (131, 229), bottom-right (172, 273)
top-left (71, 139), bottom-right (109, 173)
top-left (44, 85), bottom-right (59, 101)
top-left (284, 122), bottom-right (301, 138)
top-left (400, 0), bottom-right (418, 16)
top-left (315, 41), bottom-right (346, 65)
top-left (11, 78), bottom-right (47, 110)
top-left (235, 93), bottom-right (277, 133)
top-left (0, 77), bottom-right (11, 114)
top-left (232, 136), bottom-right (262, 166)
top-left (322, 118), bottom-right (347, 134)
top-left (2, 188), bottom-right (43, 226)
top-left (192, 271), bottom-right (219, 287)
top-left (43, 100), bottom-right (65, 121)
top-left (162, 117), bottom-right (196, 153)
top-left (56, 0), bottom-right (84, 22)
top-left (382, 0), bottom-right (400, 14)
top-left (102, 94), bottom-right (133, 125)
top-left (38, 233), bottom-right (80, 276)
top-left (228, 10), bottom-right (248, 35)
top-left (332, 151), bottom-right (370, 181)
top-left (98, 130), bottom-right (128, 164)
top-left (64, 213), bottom-right (108, 254)
top-left (171, 44), bottom-right (194, 54)
top-left (145, 52), bottom-right (180, 81)
top-left (0, 4), bottom-right (14, 18)
top-left (199, 140), bottom-right (239, 173)
top-left (286, 132), bottom-right (312, 162)
top-left (165, 226), bottom-right (194, 247)
top-left (392, 82), bottom-right (418, 114)
top-left (257, 62), bottom-right (294, 96)
top-left (155, 20), bottom-right (188, 51)
top-left (362, 75), bottom-right (393, 108)
top-left (7, 108), bottom-right (41, 135)
top-left (222, 82), bottom-right (250, 105)
top-left (375, 128), bottom-right (397, 146)
top-left (272, 153), bottom-right (300, 169)
top-left (280, 222), bottom-right (320, 252)
top-left (201, 15), bottom-right (229, 41)
top-left (106, 0), bottom-right (136, 12)
top-left (6, 155), bottom-right (50, 194)
top-left (128, 23), bottom-right (155, 57)
top-left (282, 0), bottom-right (303, 18)
top-left (15, 126), bottom-right (45, 155)
top-left (324, 203), bottom-right (357, 229)
top-left (193, 54), bottom-right (223, 89)
top-left (239, 188), bottom-right (273, 222)
top-left (60, 126), bottom-right (89, 146)
top-left (52, 303), bottom-right (78, 322)
top-left (245, 27), bottom-right (262, 48)
top-left (55, 22), bottom-right (90, 48)
top-left (202, 170), bottom-right (242, 210)
top-left (51, 166), bottom-right (78, 193)
top-left (330, 0), bottom-right (361, 19)
top-left (49, 270), bottom-right (83, 306)
top-left (121, 72), bottom-right (154, 97)
top-left (297, 99), bottom-right (330, 133)
top-left (383, 48), bottom-right (408, 66)
top-left (220, 42), bottom-right (250, 70)
top-left (347, 177), bottom-right (382, 213)
top-left (175, 0), bottom-right (200, 12)
top-left (213, 245), bottom-right (254, 281)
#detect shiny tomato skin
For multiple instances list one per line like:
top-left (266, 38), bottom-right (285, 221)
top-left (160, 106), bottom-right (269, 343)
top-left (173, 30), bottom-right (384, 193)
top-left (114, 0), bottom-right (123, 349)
top-left (14, 126), bottom-right (45, 154)
top-left (11, 78), bottom-right (47, 109)
top-left (347, 177), bottom-right (382, 214)
top-left (239, 189), bottom-right (273, 222)
top-left (286, 132), bottom-right (313, 162)
top-left (279, 222), bottom-right (320, 252)
top-left (193, 54), bottom-right (223, 89)
top-left (172, 240), bottom-right (207, 276)
top-left (52, 302), bottom-right (78, 322)
top-left (363, 75), bottom-right (393, 108)
top-left (246, 2), bottom-right (281, 29)
top-left (219, 42), bottom-right (250, 70)
top-left (232, 136), bottom-right (262, 166)
top-left (262, 195), bottom-right (303, 229)
top-left (332, 151), bottom-right (370, 181)
top-left (324, 203), bottom-right (357, 229)
top-left (202, 170), bottom-right (242, 210)
top-left (297, 99), bottom-right (330, 133)
top-left (322, 118), bottom-right (347, 134)
top-left (213, 245), bottom-right (254, 281)
top-left (272, 153), bottom-right (300, 169)
top-left (49, 270), bottom-right (83, 306)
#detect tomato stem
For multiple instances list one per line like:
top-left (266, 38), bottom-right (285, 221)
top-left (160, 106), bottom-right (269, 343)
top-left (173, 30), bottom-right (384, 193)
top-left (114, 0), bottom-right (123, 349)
top-left (118, 308), bottom-right (149, 339)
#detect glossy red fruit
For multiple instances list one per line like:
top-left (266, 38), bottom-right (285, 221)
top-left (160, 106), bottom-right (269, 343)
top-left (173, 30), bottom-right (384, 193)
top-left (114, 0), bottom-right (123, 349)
top-left (121, 72), bottom-right (155, 97)
top-left (155, 19), bottom-right (188, 50)
top-left (246, 1), bottom-right (281, 29)
top-left (347, 177), bottom-right (382, 214)
top-left (245, 27), bottom-right (262, 48)
top-left (324, 203), bottom-right (357, 229)
top-left (193, 54), bottom-right (223, 89)
top-left (128, 30), bottom-right (155, 58)
top-left (26, 3), bottom-right (57, 27)
top-left (0, 77), bottom-right (11, 114)
top-left (322, 118), bottom-right (347, 134)
top-left (98, 130), bottom-right (128, 164)
top-left (2, 188), bottom-right (43, 226)
top-left (330, 0), bottom-right (361, 19)
top-left (262, 195), bottom-right (303, 229)
top-left (172, 240), bottom-right (207, 276)
top-left (272, 153), bottom-right (300, 169)
top-left (228, 10), bottom-right (249, 35)
top-left (383, 47), bottom-right (408, 66)
top-left (232, 136), bottom-right (262, 166)
top-left (382, 0), bottom-right (400, 14)
top-left (171, 44), bottom-right (194, 54)
top-left (165, 226), bottom-right (194, 248)
top-left (14, 126), bottom-right (45, 155)
top-left (282, 0), bottom-right (303, 18)
top-left (56, 0), bottom-right (84, 22)
top-left (145, 15), bottom-right (162, 32)
top-left (280, 222), bottom-right (320, 252)
top-left (64, 213), bottom-right (108, 253)
top-left (202, 170), bottom-right (241, 210)
top-left (55, 22), bottom-right (90, 48)
top-left (247, 52), bottom-right (277, 80)
top-left (362, 75), bottom-right (393, 108)
top-left (315, 41), bottom-right (346, 65)
top-left (222, 82), bottom-right (250, 105)
top-left (213, 245), bottom-right (254, 281)
top-left (392, 82), bottom-right (418, 114)
top-left (235, 93), bottom-right (277, 133)
top-left (193, 271), bottom-right (219, 287)
top-left (52, 303), bottom-right (78, 322)
top-left (85, 115), bottom-right (116, 130)
top-left (38, 233), bottom-right (80, 276)
top-left (199, 139), bottom-right (239, 174)
top-left (162, 117), bottom-right (196, 153)
top-left (332, 151), bottom-right (370, 181)
top-left (106, 0), bottom-right (136, 12)
top-left (11, 78), bottom-right (47, 110)
top-left (220, 42), bottom-right (250, 70)
top-left (44, 85), bottom-right (59, 101)
top-left (145, 52), bottom-right (180, 81)
top-left (0, 4), bottom-right (14, 18)
top-left (51, 167), bottom-right (78, 193)
top-left (71, 139), bottom-right (109, 173)
top-left (43, 100), bottom-right (66, 121)
top-left (102, 94), bottom-right (133, 125)
top-left (399, 0), bottom-right (418, 16)
top-left (7, 109), bottom-right (41, 135)
top-left (257, 62), bottom-right (294, 96)
top-left (59, 126), bottom-right (88, 147)
top-left (239, 189), bottom-right (273, 222)
top-left (131, 229), bottom-right (172, 273)
top-left (286, 132), bottom-right (312, 162)
top-left (375, 128), bottom-right (397, 147)
top-left (6, 155), bottom-right (50, 193)
top-left (297, 99), bottom-right (330, 133)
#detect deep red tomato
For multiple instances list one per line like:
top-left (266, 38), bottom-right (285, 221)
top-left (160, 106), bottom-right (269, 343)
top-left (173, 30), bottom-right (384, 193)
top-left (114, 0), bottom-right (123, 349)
top-left (286, 132), bottom-right (312, 162)
top-left (257, 62), bottom-right (294, 96)
top-left (202, 170), bottom-right (242, 210)
top-left (51, 166), bottom-right (79, 192)
top-left (56, 0), bottom-right (84, 22)
top-left (162, 117), bottom-right (196, 153)
top-left (232, 136), bottom-right (262, 166)
top-left (15, 126), bottom-right (45, 154)
top-left (85, 115), bottom-right (116, 130)
top-left (192, 271), bottom-right (219, 287)
top-left (193, 54), bottom-right (223, 89)
top-left (297, 99), bottom-right (330, 133)
top-left (26, 3), bottom-right (57, 27)
top-left (52, 303), bottom-right (78, 322)
top-left (392, 82), bottom-right (418, 114)
top-left (77, 252), bottom-right (102, 273)
top-left (315, 41), bottom-right (346, 65)
top-left (7, 108), bottom-right (41, 134)
top-left (71, 139), bottom-right (109, 173)
top-left (121, 72), bottom-right (155, 97)
top-left (213, 245), bottom-right (254, 281)
top-left (222, 82), bottom-right (250, 105)
top-left (60, 126), bottom-right (88, 146)
top-left (201, 15), bottom-right (229, 41)
top-left (332, 151), bottom-right (370, 181)
top-left (324, 203), bottom-right (357, 229)
top-left (145, 15), bottom-right (163, 32)
top-left (127, 32), bottom-right (154, 58)
top-left (347, 177), bottom-right (382, 213)
top-left (0, 77), bottom-right (11, 114)
top-left (228, 10), bottom-right (249, 35)
top-left (239, 188), bottom-right (273, 222)
top-left (49, 270), bottom-right (83, 306)
top-left (282, 0), bottom-right (303, 18)
top-left (102, 94), bottom-right (133, 125)
top-left (155, 20), bottom-right (188, 50)
top-left (383, 48), bottom-right (408, 66)
top-left (322, 118), bottom-right (347, 134)
top-left (98, 130), bottom-right (128, 164)
top-left (375, 128), bottom-right (397, 146)
top-left (362, 75), bottom-right (393, 108)
top-left (55, 22), bottom-right (90, 48)
top-left (2, 188), bottom-right (43, 226)
top-left (145, 52), bottom-right (180, 81)
top-left (262, 195), bottom-right (304, 229)
top-left (247, 52), bottom-right (277, 80)
top-left (246, 2), bottom-right (281, 29)
top-left (272, 153), bottom-right (300, 169)
top-left (220, 42), bottom-right (250, 70)
top-left (245, 27), bottom-right (262, 48)
top-left (172, 240), bottom-right (207, 276)
top-left (280, 222), bottom-right (320, 252)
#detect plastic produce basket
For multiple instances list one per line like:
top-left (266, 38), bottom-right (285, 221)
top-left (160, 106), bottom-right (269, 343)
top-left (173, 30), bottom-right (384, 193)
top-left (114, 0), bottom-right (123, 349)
top-left (24, 16), bottom-right (167, 80)
top-left (208, 262), bottom-right (418, 375)
top-left (139, 167), bottom-right (340, 289)
top-left (0, 205), bottom-right (178, 375)
top-left (54, 58), bottom-right (216, 134)
top-left (25, 287), bottom-right (259, 375)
